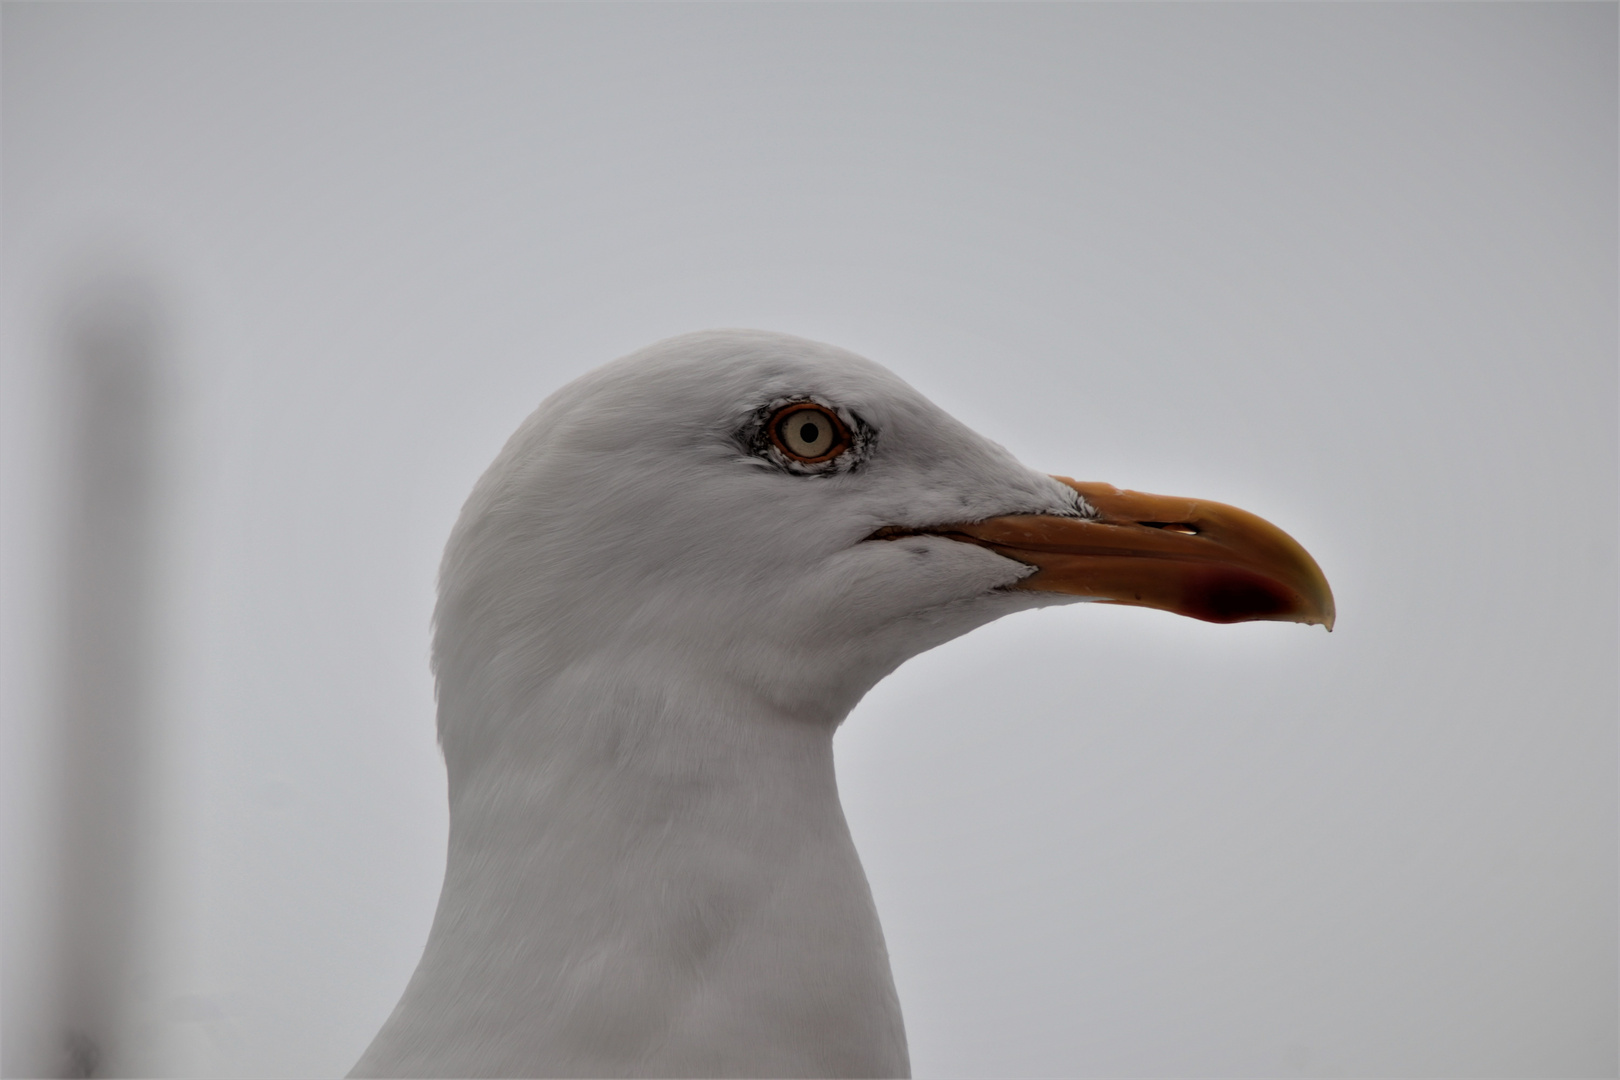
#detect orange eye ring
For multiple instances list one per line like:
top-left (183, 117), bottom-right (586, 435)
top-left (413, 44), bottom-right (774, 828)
top-left (768, 403), bottom-right (852, 463)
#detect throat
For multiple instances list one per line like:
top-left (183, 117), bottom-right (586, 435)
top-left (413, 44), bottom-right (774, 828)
top-left (353, 679), bottom-right (911, 1078)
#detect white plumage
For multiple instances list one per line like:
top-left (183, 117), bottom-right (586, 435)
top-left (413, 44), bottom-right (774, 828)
top-left (351, 330), bottom-right (1331, 1079)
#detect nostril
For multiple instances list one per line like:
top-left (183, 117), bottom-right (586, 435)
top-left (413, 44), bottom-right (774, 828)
top-left (1141, 521), bottom-right (1200, 535)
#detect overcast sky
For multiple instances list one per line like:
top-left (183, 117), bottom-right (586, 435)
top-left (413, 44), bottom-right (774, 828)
top-left (4, 4), bottom-right (1615, 1077)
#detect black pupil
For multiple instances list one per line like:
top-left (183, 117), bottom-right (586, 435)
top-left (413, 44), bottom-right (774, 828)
top-left (799, 422), bottom-right (820, 445)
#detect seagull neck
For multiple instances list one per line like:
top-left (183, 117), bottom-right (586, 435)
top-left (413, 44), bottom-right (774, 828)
top-left (363, 666), bottom-right (909, 1076)
top-left (451, 668), bottom-right (851, 878)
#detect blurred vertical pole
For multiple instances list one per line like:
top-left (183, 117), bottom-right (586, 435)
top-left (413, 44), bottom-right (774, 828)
top-left (41, 278), bottom-right (168, 1078)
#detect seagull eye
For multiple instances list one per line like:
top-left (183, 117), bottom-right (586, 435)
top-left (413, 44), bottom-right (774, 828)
top-left (769, 403), bottom-right (851, 463)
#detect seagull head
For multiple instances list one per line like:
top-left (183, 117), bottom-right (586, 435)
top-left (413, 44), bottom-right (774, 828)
top-left (432, 329), bottom-right (1332, 781)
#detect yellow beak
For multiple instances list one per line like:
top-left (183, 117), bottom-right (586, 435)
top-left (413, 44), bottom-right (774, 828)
top-left (947, 477), bottom-right (1335, 629)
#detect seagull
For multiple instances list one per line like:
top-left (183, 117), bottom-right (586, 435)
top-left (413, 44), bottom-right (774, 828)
top-left (349, 329), bottom-right (1333, 1079)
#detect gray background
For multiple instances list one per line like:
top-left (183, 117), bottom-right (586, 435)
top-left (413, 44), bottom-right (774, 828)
top-left (3, 4), bottom-right (1615, 1077)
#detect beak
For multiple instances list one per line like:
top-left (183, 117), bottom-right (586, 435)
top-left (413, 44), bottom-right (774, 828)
top-left (950, 477), bottom-right (1335, 629)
